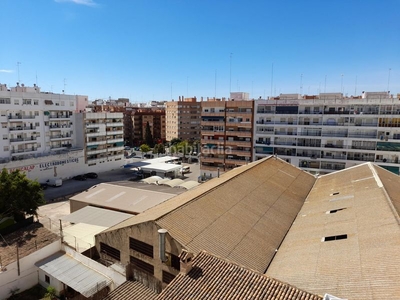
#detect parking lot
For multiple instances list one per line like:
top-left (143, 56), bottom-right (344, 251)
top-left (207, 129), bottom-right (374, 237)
top-left (43, 158), bottom-right (201, 202)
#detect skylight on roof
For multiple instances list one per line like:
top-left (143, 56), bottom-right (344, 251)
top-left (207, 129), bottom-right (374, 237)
top-left (322, 234), bottom-right (347, 242)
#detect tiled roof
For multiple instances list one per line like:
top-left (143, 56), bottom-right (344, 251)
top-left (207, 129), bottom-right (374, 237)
top-left (266, 163), bottom-right (400, 300)
top-left (156, 157), bottom-right (316, 272)
top-left (156, 251), bottom-right (323, 300)
top-left (102, 280), bottom-right (157, 300)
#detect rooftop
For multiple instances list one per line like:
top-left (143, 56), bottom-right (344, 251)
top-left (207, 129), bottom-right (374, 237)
top-left (102, 280), bottom-right (157, 300)
top-left (156, 251), bottom-right (323, 300)
top-left (266, 163), bottom-right (400, 299)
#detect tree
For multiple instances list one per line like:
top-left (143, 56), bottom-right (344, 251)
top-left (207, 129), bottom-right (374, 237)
top-left (177, 141), bottom-right (189, 160)
top-left (144, 122), bottom-right (154, 147)
top-left (140, 144), bottom-right (151, 156)
top-left (0, 168), bottom-right (45, 222)
top-left (170, 138), bottom-right (182, 146)
top-left (153, 143), bottom-right (165, 155)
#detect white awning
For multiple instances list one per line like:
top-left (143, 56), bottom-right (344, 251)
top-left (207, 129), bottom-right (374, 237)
top-left (36, 252), bottom-right (112, 298)
top-left (177, 180), bottom-right (201, 190)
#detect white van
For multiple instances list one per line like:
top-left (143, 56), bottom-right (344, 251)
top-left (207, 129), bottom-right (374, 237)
top-left (180, 166), bottom-right (190, 174)
top-left (47, 178), bottom-right (62, 187)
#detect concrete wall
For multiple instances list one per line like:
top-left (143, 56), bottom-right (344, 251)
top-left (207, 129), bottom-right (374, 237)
top-left (0, 240), bottom-right (61, 300)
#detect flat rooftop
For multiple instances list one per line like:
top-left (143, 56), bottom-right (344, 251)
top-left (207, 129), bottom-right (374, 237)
top-left (70, 182), bottom-right (183, 214)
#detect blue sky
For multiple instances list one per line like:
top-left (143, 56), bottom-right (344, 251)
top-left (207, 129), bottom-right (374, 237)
top-left (1, 0), bottom-right (399, 101)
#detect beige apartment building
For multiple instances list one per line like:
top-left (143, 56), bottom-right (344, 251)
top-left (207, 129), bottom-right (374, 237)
top-left (165, 97), bottom-right (201, 142)
top-left (200, 95), bottom-right (254, 175)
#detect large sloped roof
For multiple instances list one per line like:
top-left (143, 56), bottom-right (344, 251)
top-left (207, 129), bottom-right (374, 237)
top-left (102, 157), bottom-right (316, 273)
top-left (266, 163), bottom-right (400, 300)
top-left (102, 280), bottom-right (157, 300)
top-left (156, 251), bottom-right (323, 300)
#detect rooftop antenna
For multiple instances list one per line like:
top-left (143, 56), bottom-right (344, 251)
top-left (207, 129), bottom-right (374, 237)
top-left (17, 62), bottom-right (21, 84)
top-left (229, 53), bottom-right (233, 96)
top-left (355, 75), bottom-right (358, 95)
top-left (186, 76), bottom-right (189, 97)
top-left (387, 68), bottom-right (391, 92)
top-left (324, 75), bottom-right (327, 93)
top-left (170, 82), bottom-right (173, 100)
top-left (35, 72), bottom-right (38, 86)
top-left (340, 74), bottom-right (344, 94)
top-left (270, 63), bottom-right (274, 97)
top-left (214, 70), bottom-right (217, 98)
top-left (63, 78), bottom-right (67, 94)
top-left (300, 73), bottom-right (303, 95)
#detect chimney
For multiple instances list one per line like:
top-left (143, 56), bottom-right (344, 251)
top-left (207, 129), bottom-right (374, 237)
top-left (179, 249), bottom-right (194, 275)
top-left (158, 228), bottom-right (168, 262)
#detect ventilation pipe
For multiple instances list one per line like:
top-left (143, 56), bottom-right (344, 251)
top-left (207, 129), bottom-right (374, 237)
top-left (158, 228), bottom-right (168, 262)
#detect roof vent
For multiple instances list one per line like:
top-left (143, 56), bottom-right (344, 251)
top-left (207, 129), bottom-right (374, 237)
top-left (158, 228), bottom-right (168, 262)
top-left (323, 293), bottom-right (347, 300)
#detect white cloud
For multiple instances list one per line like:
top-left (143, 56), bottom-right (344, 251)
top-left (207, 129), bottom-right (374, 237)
top-left (0, 70), bottom-right (13, 73)
top-left (55, 0), bottom-right (97, 7)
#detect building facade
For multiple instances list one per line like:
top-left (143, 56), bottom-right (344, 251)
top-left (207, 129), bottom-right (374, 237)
top-left (125, 108), bottom-right (166, 146)
top-left (200, 96), bottom-right (253, 176)
top-left (0, 83), bottom-right (89, 181)
top-left (76, 112), bottom-right (125, 172)
top-left (165, 97), bottom-right (201, 142)
top-left (254, 91), bottom-right (400, 174)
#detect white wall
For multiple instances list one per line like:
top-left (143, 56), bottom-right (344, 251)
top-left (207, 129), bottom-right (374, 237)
top-left (0, 240), bottom-right (61, 300)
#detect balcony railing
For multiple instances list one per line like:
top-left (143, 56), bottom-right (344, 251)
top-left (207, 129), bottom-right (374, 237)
top-left (10, 137), bottom-right (37, 142)
top-left (9, 115), bottom-right (35, 120)
top-left (9, 126), bottom-right (37, 131)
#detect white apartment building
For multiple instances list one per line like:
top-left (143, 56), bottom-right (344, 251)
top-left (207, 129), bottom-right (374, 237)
top-left (254, 92), bottom-right (400, 175)
top-left (75, 112), bottom-right (124, 172)
top-left (0, 83), bottom-right (124, 182)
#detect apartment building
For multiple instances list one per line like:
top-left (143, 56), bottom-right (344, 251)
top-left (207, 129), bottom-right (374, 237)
top-left (0, 83), bottom-right (88, 181)
top-left (200, 95), bottom-right (253, 175)
top-left (124, 108), bottom-right (166, 146)
top-left (254, 91), bottom-right (400, 174)
top-left (75, 112), bottom-right (125, 172)
top-left (165, 97), bottom-right (201, 142)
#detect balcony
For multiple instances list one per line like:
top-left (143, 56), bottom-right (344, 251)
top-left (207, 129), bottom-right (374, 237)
top-left (106, 130), bottom-right (123, 135)
top-left (50, 135), bottom-right (72, 141)
top-left (225, 158), bottom-right (248, 165)
top-left (11, 148), bottom-right (38, 155)
top-left (49, 115), bottom-right (71, 120)
top-left (201, 130), bottom-right (225, 135)
top-left (9, 115), bottom-right (36, 120)
top-left (225, 140), bottom-right (251, 147)
top-left (9, 126), bottom-right (37, 131)
top-left (50, 124), bottom-right (72, 130)
top-left (228, 149), bottom-right (252, 157)
top-left (10, 137), bottom-right (37, 143)
top-left (106, 122), bottom-right (123, 127)
top-left (201, 112), bottom-right (225, 117)
top-left (225, 131), bottom-right (252, 137)
top-left (201, 157), bottom-right (224, 163)
top-left (226, 111), bottom-right (252, 116)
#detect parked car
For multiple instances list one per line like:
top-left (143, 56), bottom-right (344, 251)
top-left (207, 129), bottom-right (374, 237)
top-left (40, 183), bottom-right (48, 190)
top-left (144, 154), bottom-right (154, 159)
top-left (73, 175), bottom-right (87, 181)
top-left (84, 172), bottom-right (98, 179)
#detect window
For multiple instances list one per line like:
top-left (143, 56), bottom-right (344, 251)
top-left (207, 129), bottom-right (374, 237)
top-left (162, 271), bottom-right (176, 284)
top-left (129, 238), bottom-right (154, 258)
top-left (34, 100), bottom-right (39, 105)
top-left (130, 256), bottom-right (154, 274)
top-left (45, 275), bottom-right (50, 284)
top-left (14, 100), bottom-right (19, 105)
top-left (60, 101), bottom-right (65, 106)
top-left (3, 146), bottom-right (9, 151)
top-left (35, 111), bottom-right (39, 116)
top-left (171, 254), bottom-right (180, 271)
top-left (70, 101), bottom-right (74, 106)
top-left (23, 99), bottom-right (31, 105)
top-left (100, 242), bottom-right (120, 261)
top-left (0, 98), bottom-right (11, 104)
top-left (323, 234), bottom-right (347, 242)
top-left (3, 134), bottom-right (7, 140)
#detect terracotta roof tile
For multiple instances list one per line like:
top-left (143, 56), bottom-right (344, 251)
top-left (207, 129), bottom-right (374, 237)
top-left (102, 280), bottom-right (157, 300)
top-left (156, 251), bottom-right (322, 300)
